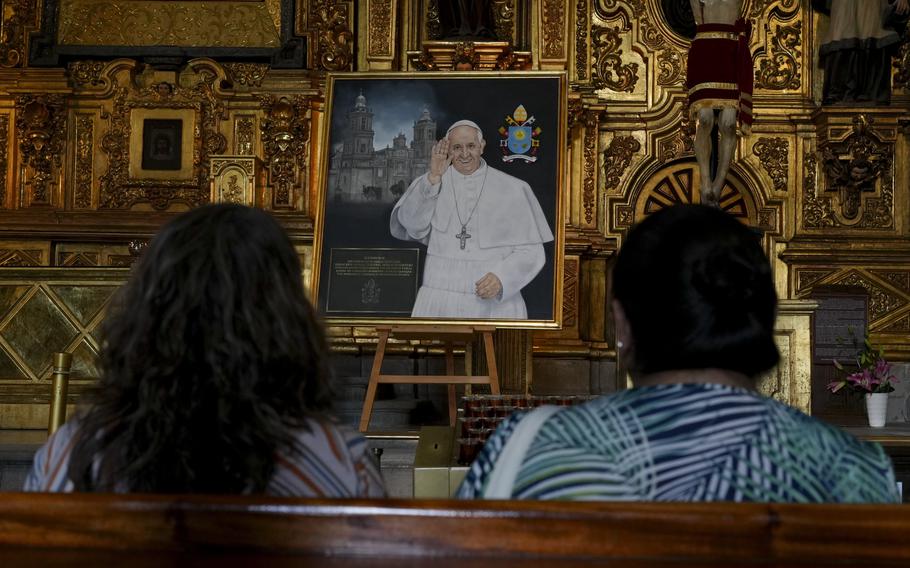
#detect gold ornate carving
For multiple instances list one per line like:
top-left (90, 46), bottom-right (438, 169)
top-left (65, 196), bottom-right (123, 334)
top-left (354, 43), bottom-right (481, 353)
top-left (575, 0), bottom-right (588, 80)
top-left (426, 0), bottom-right (441, 40)
top-left (562, 258), bottom-right (579, 328)
top-left (582, 110), bottom-right (601, 225)
top-left (67, 61), bottom-right (107, 88)
top-left (638, 164), bottom-right (752, 221)
top-left (638, 14), bottom-right (686, 87)
top-left (658, 118), bottom-right (694, 161)
top-left (211, 157), bottom-right (258, 206)
top-left (757, 208), bottom-right (775, 231)
top-left (819, 116), bottom-right (894, 228)
top-left (99, 70), bottom-right (226, 210)
top-left (796, 269), bottom-right (834, 295)
top-left (368, 0), bottom-right (393, 57)
top-left (886, 272), bottom-right (910, 293)
top-left (591, 26), bottom-right (639, 93)
top-left (412, 51), bottom-right (440, 71)
top-left (235, 116), bottom-right (256, 155)
top-left (656, 48), bottom-right (685, 86)
top-left (15, 95), bottom-right (67, 206)
top-left (881, 314), bottom-right (910, 333)
top-left (749, 0), bottom-right (797, 18)
top-left (801, 148), bottom-right (836, 228)
top-left (494, 47), bottom-right (527, 70)
top-left (542, 0), bottom-right (565, 58)
top-left (0, 0), bottom-right (37, 68)
top-left (223, 63), bottom-right (270, 88)
top-left (755, 21), bottom-right (802, 91)
top-left (74, 115), bottom-right (94, 209)
top-left (871, 270), bottom-right (910, 293)
top-left (57, 0), bottom-right (281, 47)
top-left (0, 249), bottom-right (45, 266)
top-left (566, 98), bottom-right (582, 131)
top-left (310, 0), bottom-right (354, 71)
top-left (594, 0), bottom-right (628, 17)
top-left (895, 39), bottom-right (910, 90)
top-left (408, 41), bottom-right (529, 71)
top-left (752, 137), bottom-right (789, 192)
top-left (616, 205), bottom-right (634, 227)
top-left (128, 239), bottom-right (149, 258)
top-left (833, 271), bottom-right (907, 321)
top-left (602, 135), bottom-right (641, 191)
top-left (58, 252), bottom-right (100, 267)
top-left (0, 116), bottom-right (8, 207)
top-left (454, 41), bottom-right (479, 69)
top-left (492, 0), bottom-right (515, 44)
top-left (259, 95), bottom-right (310, 209)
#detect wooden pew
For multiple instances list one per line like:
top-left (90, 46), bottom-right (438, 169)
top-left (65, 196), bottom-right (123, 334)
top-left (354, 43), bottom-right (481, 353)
top-left (0, 494), bottom-right (908, 566)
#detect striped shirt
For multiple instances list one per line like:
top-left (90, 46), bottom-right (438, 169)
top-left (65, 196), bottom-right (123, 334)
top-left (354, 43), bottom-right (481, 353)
top-left (24, 418), bottom-right (386, 497)
top-left (457, 384), bottom-right (900, 503)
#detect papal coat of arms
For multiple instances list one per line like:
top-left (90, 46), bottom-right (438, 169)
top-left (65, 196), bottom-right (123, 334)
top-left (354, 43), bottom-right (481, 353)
top-left (499, 104), bottom-right (541, 163)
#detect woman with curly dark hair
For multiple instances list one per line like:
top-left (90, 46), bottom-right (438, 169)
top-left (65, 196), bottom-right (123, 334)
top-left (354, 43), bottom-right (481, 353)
top-left (25, 204), bottom-right (384, 496)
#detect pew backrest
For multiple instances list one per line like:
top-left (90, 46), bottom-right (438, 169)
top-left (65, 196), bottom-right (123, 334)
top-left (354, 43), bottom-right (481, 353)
top-left (0, 494), bottom-right (908, 566)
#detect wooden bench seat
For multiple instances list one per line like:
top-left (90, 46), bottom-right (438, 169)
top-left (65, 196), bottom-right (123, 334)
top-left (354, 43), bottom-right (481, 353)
top-left (0, 493), bottom-right (908, 566)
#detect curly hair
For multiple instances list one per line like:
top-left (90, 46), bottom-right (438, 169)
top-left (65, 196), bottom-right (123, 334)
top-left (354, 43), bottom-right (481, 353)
top-left (68, 204), bottom-right (333, 493)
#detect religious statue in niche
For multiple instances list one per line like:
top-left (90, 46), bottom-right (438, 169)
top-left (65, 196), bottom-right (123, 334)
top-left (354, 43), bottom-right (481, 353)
top-left (438, 1), bottom-right (497, 40)
top-left (815, 0), bottom-right (909, 105)
top-left (685, 0), bottom-right (752, 206)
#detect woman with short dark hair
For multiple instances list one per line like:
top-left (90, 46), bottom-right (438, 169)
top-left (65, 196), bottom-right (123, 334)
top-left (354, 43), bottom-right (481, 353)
top-left (26, 204), bottom-right (385, 496)
top-left (458, 205), bottom-right (897, 502)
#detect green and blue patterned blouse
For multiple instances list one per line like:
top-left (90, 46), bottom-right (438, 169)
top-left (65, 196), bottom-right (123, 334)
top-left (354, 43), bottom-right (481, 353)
top-left (457, 383), bottom-right (900, 503)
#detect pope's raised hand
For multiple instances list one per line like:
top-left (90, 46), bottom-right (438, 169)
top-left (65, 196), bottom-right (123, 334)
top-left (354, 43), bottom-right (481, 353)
top-left (428, 138), bottom-right (451, 185)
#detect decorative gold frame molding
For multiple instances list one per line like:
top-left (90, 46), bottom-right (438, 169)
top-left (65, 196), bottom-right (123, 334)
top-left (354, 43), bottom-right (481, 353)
top-left (312, 71), bottom-right (568, 330)
top-left (96, 60), bottom-right (228, 210)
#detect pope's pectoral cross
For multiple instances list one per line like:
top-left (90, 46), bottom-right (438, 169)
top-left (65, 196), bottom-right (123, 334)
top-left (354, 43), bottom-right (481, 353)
top-left (456, 225), bottom-right (471, 249)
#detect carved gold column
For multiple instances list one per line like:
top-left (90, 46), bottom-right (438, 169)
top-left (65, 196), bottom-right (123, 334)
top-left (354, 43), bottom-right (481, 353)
top-left (537, 0), bottom-right (568, 70)
top-left (14, 95), bottom-right (66, 208)
top-left (0, 0), bottom-right (40, 69)
top-left (305, 0), bottom-right (355, 71)
top-left (0, 114), bottom-right (10, 209)
top-left (471, 329), bottom-right (531, 394)
top-left (359, 0), bottom-right (398, 71)
top-left (259, 95), bottom-right (310, 210)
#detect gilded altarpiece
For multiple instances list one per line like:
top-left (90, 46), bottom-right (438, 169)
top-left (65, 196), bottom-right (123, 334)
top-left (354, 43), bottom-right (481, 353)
top-left (0, 0), bottom-right (908, 426)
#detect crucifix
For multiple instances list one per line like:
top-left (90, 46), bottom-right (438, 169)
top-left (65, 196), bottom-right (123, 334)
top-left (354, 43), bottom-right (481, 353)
top-left (456, 225), bottom-right (471, 249)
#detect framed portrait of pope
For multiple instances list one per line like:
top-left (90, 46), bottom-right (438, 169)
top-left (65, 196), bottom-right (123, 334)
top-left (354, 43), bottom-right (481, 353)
top-left (312, 72), bottom-right (566, 329)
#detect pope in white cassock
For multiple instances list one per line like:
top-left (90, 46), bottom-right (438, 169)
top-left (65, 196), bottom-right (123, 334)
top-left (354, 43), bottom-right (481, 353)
top-left (390, 120), bottom-right (554, 319)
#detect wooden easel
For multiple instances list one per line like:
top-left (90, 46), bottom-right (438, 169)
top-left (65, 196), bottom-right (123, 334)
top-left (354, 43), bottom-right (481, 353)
top-left (359, 325), bottom-right (501, 433)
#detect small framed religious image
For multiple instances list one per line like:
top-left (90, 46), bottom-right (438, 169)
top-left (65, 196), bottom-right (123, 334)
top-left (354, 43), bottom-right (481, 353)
top-left (129, 108), bottom-right (195, 181)
top-left (312, 72), bottom-right (567, 329)
top-left (141, 119), bottom-right (182, 171)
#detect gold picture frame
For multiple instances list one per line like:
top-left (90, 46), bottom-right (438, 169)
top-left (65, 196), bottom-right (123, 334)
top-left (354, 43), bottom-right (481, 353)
top-left (129, 108), bottom-right (195, 181)
top-left (312, 72), bottom-right (567, 329)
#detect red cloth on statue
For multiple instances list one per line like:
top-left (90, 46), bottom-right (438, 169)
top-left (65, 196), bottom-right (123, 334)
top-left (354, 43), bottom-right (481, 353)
top-left (686, 19), bottom-right (753, 134)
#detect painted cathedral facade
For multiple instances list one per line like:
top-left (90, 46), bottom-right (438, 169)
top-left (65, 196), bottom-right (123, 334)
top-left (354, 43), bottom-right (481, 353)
top-left (328, 92), bottom-right (436, 203)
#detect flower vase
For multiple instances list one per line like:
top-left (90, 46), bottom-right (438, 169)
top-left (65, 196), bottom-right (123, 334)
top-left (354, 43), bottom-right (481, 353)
top-left (865, 392), bottom-right (888, 428)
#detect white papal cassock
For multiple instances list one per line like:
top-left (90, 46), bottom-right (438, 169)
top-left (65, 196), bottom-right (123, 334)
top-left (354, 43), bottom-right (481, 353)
top-left (390, 160), bottom-right (554, 319)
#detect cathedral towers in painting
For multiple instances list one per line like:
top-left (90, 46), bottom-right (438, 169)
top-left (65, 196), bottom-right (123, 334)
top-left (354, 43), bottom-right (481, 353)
top-left (328, 92), bottom-right (436, 203)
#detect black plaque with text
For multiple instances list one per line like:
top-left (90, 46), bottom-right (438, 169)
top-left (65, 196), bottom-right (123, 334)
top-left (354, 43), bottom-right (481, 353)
top-left (325, 248), bottom-right (420, 314)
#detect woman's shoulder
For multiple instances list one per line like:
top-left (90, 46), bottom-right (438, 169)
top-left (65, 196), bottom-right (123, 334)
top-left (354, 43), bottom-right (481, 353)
top-left (24, 419), bottom-right (81, 492)
top-left (287, 417), bottom-right (370, 462)
top-left (269, 417), bottom-right (383, 498)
